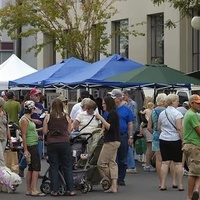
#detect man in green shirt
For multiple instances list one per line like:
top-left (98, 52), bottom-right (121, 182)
top-left (3, 92), bottom-right (21, 125)
top-left (183, 94), bottom-right (200, 200)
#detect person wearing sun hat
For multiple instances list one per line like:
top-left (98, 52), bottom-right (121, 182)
top-left (19, 100), bottom-right (46, 196)
top-left (106, 89), bottom-right (134, 186)
top-left (182, 94), bottom-right (200, 200)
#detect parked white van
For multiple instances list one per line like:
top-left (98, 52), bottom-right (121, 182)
top-left (176, 86), bottom-right (200, 105)
top-left (142, 86), bottom-right (200, 105)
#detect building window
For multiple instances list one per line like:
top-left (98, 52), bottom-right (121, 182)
top-left (0, 42), bottom-right (14, 63)
top-left (149, 13), bottom-right (164, 64)
top-left (192, 11), bottom-right (200, 71)
top-left (112, 19), bottom-right (129, 58)
top-left (43, 34), bottom-right (56, 67)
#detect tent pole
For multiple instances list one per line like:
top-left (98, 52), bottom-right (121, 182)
top-left (153, 84), bottom-right (156, 104)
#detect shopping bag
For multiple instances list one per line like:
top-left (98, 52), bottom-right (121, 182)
top-left (4, 150), bottom-right (19, 174)
top-left (135, 137), bottom-right (147, 155)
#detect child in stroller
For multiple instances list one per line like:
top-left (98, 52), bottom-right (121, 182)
top-left (40, 132), bottom-right (93, 195)
top-left (73, 129), bottom-right (111, 192)
top-left (6, 122), bottom-right (23, 164)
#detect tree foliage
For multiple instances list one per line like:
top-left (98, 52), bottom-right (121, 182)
top-left (152, 0), bottom-right (200, 16)
top-left (0, 0), bottom-right (144, 62)
top-left (152, 0), bottom-right (200, 28)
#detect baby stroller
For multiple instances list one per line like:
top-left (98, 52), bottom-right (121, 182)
top-left (73, 129), bottom-right (111, 192)
top-left (6, 122), bottom-right (23, 162)
top-left (40, 132), bottom-right (93, 195)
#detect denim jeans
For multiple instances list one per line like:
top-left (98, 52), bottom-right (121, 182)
top-left (47, 142), bottom-right (74, 192)
top-left (19, 154), bottom-right (27, 170)
top-left (117, 134), bottom-right (129, 183)
top-left (38, 140), bottom-right (43, 159)
top-left (127, 146), bottom-right (136, 169)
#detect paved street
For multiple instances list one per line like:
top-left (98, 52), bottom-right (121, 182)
top-left (0, 160), bottom-right (187, 200)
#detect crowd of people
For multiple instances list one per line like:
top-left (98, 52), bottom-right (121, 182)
top-left (0, 88), bottom-right (199, 200)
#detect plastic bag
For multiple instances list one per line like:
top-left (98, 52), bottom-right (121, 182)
top-left (135, 138), bottom-right (147, 155)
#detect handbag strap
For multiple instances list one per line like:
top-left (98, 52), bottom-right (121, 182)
top-left (80, 115), bottom-right (95, 131)
top-left (165, 111), bottom-right (177, 130)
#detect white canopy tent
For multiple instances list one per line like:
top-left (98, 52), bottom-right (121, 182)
top-left (0, 54), bottom-right (37, 90)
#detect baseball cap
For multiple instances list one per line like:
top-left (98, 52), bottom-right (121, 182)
top-left (24, 100), bottom-right (36, 110)
top-left (192, 94), bottom-right (200, 104)
top-left (108, 89), bottom-right (123, 99)
top-left (183, 101), bottom-right (189, 107)
top-left (29, 88), bottom-right (42, 95)
top-left (57, 95), bottom-right (68, 102)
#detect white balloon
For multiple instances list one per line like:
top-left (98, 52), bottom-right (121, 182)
top-left (191, 16), bottom-right (200, 30)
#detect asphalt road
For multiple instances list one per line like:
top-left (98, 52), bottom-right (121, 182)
top-left (0, 160), bottom-right (188, 200)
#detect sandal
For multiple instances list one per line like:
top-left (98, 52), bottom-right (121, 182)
top-left (31, 192), bottom-right (46, 197)
top-left (51, 191), bottom-right (59, 196)
top-left (66, 191), bottom-right (76, 196)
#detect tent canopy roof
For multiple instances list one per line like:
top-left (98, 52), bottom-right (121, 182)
top-left (105, 64), bottom-right (200, 88)
top-left (0, 54), bottom-right (37, 90)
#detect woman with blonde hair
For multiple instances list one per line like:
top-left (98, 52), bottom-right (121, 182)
top-left (158, 94), bottom-right (184, 191)
top-left (148, 93), bottom-right (167, 187)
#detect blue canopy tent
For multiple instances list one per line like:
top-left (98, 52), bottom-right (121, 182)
top-left (43, 54), bottom-right (144, 88)
top-left (9, 57), bottom-right (91, 88)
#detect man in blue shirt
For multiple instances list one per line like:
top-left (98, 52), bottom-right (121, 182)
top-left (123, 89), bottom-right (137, 174)
top-left (106, 89), bottom-right (134, 186)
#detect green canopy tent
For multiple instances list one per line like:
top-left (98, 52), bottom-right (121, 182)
top-left (105, 64), bottom-right (200, 88)
top-left (105, 64), bottom-right (200, 101)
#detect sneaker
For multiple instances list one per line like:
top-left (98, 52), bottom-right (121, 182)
top-left (142, 163), bottom-right (146, 167)
top-left (191, 191), bottom-right (199, 200)
top-left (126, 168), bottom-right (137, 174)
top-left (183, 168), bottom-right (189, 176)
top-left (143, 165), bottom-right (156, 172)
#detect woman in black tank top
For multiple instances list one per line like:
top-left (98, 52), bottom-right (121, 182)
top-left (96, 96), bottom-right (120, 193)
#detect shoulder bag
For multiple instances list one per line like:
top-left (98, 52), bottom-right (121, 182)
top-left (165, 110), bottom-right (177, 130)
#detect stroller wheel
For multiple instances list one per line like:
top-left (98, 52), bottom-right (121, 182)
top-left (40, 181), bottom-right (51, 194)
top-left (101, 179), bottom-right (111, 190)
top-left (58, 184), bottom-right (66, 196)
top-left (80, 183), bottom-right (89, 194)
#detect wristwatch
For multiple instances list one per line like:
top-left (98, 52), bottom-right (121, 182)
top-left (129, 136), bottom-right (133, 139)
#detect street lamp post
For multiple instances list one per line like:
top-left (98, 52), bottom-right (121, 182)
top-left (191, 16), bottom-right (200, 30)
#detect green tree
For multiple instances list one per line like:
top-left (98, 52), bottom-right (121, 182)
top-left (0, 0), bottom-right (144, 62)
top-left (152, 0), bottom-right (200, 28)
